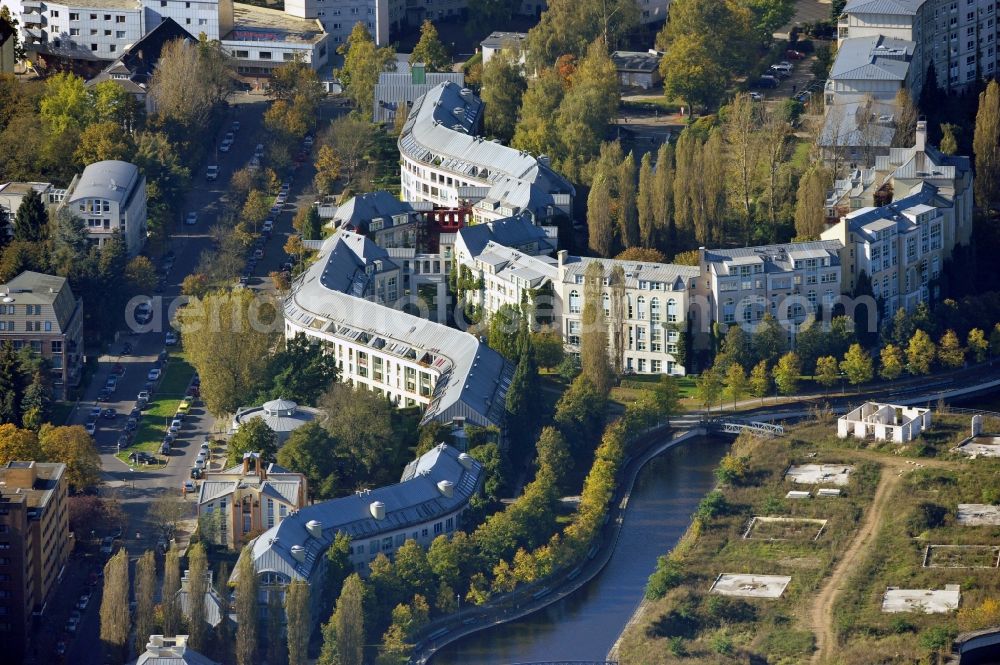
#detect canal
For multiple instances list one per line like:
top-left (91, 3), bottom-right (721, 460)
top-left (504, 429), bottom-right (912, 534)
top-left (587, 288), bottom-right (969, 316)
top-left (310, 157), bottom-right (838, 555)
top-left (431, 435), bottom-right (730, 665)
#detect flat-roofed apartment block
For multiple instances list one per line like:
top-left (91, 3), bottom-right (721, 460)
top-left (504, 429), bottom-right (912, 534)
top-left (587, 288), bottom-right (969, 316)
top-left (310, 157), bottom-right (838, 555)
top-left (222, 4), bottom-right (328, 77)
top-left (554, 252), bottom-right (699, 376)
top-left (822, 121), bottom-right (972, 315)
top-left (60, 159), bottom-right (147, 257)
top-left (0, 271), bottom-right (84, 399)
top-left (284, 229), bottom-right (513, 431)
top-left (143, 0), bottom-right (232, 40)
top-left (399, 81), bottom-right (574, 225)
top-left (19, 0), bottom-right (145, 63)
top-left (0, 461), bottom-right (70, 664)
top-left (693, 241), bottom-right (843, 345)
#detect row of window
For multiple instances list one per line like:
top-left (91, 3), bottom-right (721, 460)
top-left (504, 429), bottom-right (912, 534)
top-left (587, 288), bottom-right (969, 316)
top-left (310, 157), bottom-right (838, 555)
top-left (0, 305), bottom-right (42, 315)
top-left (60, 11), bottom-right (127, 22)
top-left (231, 50), bottom-right (298, 61)
top-left (0, 321), bottom-right (53, 332)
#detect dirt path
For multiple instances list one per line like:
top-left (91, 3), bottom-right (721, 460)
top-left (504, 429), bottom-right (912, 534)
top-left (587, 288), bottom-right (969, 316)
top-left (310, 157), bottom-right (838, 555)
top-left (808, 460), bottom-right (915, 664)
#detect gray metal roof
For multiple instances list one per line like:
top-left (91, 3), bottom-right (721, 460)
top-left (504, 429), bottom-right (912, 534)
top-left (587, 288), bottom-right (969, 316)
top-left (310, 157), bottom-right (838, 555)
top-left (457, 213), bottom-right (555, 257)
top-left (611, 50), bottom-right (662, 73)
top-left (197, 463), bottom-right (305, 506)
top-left (481, 31), bottom-right (527, 49)
top-left (130, 636), bottom-right (219, 665)
top-left (477, 241), bottom-right (557, 287)
top-left (398, 82), bottom-right (574, 214)
top-left (703, 240), bottom-right (842, 275)
top-left (286, 231), bottom-right (513, 429)
top-left (243, 444), bottom-right (482, 584)
top-left (69, 160), bottom-right (141, 204)
top-left (818, 99), bottom-right (897, 149)
top-left (1, 271), bottom-right (70, 304)
top-left (374, 71), bottom-right (465, 124)
top-left (829, 36), bottom-right (913, 82)
top-left (844, 183), bottom-right (951, 240)
top-left (330, 191), bottom-right (428, 234)
top-left (841, 0), bottom-right (925, 15)
top-left (315, 231), bottom-right (399, 297)
top-left (560, 255), bottom-right (699, 289)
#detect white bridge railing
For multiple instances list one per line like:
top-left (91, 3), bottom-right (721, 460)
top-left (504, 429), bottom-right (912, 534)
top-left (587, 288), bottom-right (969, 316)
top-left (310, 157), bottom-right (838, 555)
top-left (721, 421), bottom-right (784, 437)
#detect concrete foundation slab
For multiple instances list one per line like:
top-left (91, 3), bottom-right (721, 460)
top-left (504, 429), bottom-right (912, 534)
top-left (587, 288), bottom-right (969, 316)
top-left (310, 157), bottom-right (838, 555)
top-left (785, 464), bottom-right (854, 486)
top-left (957, 504), bottom-right (1000, 526)
top-left (955, 437), bottom-right (1000, 458)
top-left (882, 585), bottom-right (961, 613)
top-left (744, 516), bottom-right (828, 541)
top-left (709, 574), bottom-right (791, 599)
top-left (923, 545), bottom-right (1000, 568)
top-left (786, 490), bottom-right (811, 499)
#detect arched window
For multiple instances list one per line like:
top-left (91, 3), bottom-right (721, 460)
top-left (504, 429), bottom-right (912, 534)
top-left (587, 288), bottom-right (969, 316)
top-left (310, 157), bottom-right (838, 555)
top-left (650, 297), bottom-right (661, 322)
top-left (667, 299), bottom-right (678, 322)
top-left (569, 290), bottom-right (581, 314)
top-left (637, 296), bottom-right (646, 320)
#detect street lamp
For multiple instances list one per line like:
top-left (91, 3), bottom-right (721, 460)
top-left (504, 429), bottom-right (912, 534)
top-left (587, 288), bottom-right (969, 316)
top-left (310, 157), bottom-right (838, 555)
top-left (128, 466), bottom-right (135, 490)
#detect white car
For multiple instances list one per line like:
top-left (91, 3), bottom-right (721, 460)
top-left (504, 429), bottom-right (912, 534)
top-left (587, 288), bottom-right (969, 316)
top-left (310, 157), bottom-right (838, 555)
top-left (254, 143), bottom-right (264, 157)
top-left (749, 91), bottom-right (763, 101)
top-left (147, 368), bottom-right (161, 382)
top-left (183, 480), bottom-right (195, 493)
top-left (262, 219), bottom-right (274, 233)
top-left (206, 165), bottom-right (219, 181)
top-left (220, 139), bottom-right (233, 153)
top-left (772, 62), bottom-right (793, 73)
top-left (85, 421), bottom-right (97, 435)
top-left (184, 212), bottom-right (198, 225)
top-left (165, 331), bottom-right (178, 345)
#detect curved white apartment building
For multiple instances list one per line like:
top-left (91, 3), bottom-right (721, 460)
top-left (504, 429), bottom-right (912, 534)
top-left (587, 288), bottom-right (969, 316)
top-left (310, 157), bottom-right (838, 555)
top-left (398, 81), bottom-right (574, 224)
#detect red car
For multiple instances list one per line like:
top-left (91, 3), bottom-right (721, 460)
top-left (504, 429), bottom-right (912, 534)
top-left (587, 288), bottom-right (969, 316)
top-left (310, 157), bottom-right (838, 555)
top-left (786, 49), bottom-right (806, 60)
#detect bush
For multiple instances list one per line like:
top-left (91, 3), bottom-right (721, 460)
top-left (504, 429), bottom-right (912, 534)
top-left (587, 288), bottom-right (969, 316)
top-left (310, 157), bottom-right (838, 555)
top-left (889, 616), bottom-right (915, 634)
top-left (983, 487), bottom-right (1000, 504)
top-left (759, 629), bottom-right (815, 660)
top-left (667, 636), bottom-right (687, 657)
top-left (646, 555), bottom-right (684, 599)
top-left (711, 633), bottom-right (733, 655)
top-left (705, 595), bottom-right (757, 624)
top-left (905, 501), bottom-right (949, 535)
top-left (696, 490), bottom-right (728, 520)
top-left (918, 626), bottom-right (955, 652)
top-left (715, 454), bottom-right (748, 485)
top-left (647, 606), bottom-right (702, 640)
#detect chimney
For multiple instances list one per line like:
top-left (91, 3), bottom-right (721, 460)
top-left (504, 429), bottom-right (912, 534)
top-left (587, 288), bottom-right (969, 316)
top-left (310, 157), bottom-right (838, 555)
top-left (915, 120), bottom-right (926, 152)
top-left (557, 249), bottom-right (568, 269)
top-left (241, 455), bottom-right (249, 475)
top-left (258, 457), bottom-right (266, 482)
top-left (370, 501), bottom-right (385, 520)
top-left (411, 62), bottom-right (426, 85)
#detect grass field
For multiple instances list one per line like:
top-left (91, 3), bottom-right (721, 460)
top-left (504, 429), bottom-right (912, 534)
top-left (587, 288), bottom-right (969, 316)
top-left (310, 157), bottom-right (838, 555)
top-left (616, 413), bottom-right (1000, 665)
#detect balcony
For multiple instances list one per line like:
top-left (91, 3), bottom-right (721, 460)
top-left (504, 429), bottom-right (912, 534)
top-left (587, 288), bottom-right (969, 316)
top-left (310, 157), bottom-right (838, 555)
top-left (22, 13), bottom-right (44, 25)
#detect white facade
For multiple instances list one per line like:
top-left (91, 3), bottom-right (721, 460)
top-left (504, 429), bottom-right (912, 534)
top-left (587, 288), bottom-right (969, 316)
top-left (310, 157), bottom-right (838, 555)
top-left (60, 160), bottom-right (147, 256)
top-left (554, 252), bottom-right (698, 376)
top-left (144, 0), bottom-right (231, 40)
top-left (838, 402), bottom-right (931, 442)
top-left (21, 0), bottom-right (144, 60)
top-left (399, 82), bottom-right (574, 223)
top-left (222, 4), bottom-right (328, 75)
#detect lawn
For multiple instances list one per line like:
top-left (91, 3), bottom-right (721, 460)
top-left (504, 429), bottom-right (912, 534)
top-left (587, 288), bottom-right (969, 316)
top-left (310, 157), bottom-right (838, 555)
top-left (157, 352), bottom-right (196, 398)
top-left (115, 397), bottom-right (184, 467)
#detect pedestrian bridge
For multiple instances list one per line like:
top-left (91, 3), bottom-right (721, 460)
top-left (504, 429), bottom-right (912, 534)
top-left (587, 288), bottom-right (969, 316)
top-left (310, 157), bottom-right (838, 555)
top-left (717, 420), bottom-right (784, 437)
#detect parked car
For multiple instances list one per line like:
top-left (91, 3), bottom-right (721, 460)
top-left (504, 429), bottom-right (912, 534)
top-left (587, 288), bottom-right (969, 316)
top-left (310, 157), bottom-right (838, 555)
top-left (206, 165), bottom-right (219, 181)
top-left (254, 248), bottom-right (264, 260)
top-left (758, 75), bottom-right (779, 88)
top-left (224, 131), bottom-right (235, 143)
top-left (126, 417), bottom-right (138, 432)
top-left (254, 143), bottom-right (264, 158)
top-left (85, 421), bottom-right (97, 435)
top-left (105, 375), bottom-right (118, 392)
top-left (137, 389), bottom-right (150, 402)
top-left (232, 120), bottom-right (241, 132)
top-left (160, 442), bottom-right (171, 455)
top-left (786, 49), bottom-right (805, 59)
top-left (749, 91), bottom-right (764, 101)
top-left (55, 641), bottom-right (66, 657)
top-left (220, 138), bottom-right (233, 153)
top-left (147, 368), bottom-right (161, 382)
top-left (183, 480), bottom-right (196, 493)
top-left (65, 616), bottom-right (78, 633)
top-left (121, 342), bottom-right (132, 355)
top-left (262, 219), bottom-right (274, 233)
top-left (186, 386), bottom-right (200, 399)
top-left (101, 408), bottom-right (116, 420)
top-left (165, 331), bottom-right (178, 345)
top-left (190, 467), bottom-right (202, 480)
top-left (772, 61), bottom-right (793, 73)
top-left (168, 420), bottom-right (181, 434)
top-left (77, 593), bottom-right (90, 610)
top-left (100, 536), bottom-right (113, 554)
top-left (184, 211), bottom-right (198, 225)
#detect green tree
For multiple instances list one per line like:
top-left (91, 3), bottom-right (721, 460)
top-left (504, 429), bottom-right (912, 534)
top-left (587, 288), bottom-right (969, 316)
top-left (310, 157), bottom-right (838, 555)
top-left (794, 164), bottom-right (832, 239)
top-left (580, 261), bottom-right (612, 394)
top-left (13, 188), bottom-right (47, 242)
top-left (338, 22), bottom-right (396, 111)
top-left (265, 333), bottom-right (338, 404)
top-left (695, 369), bottom-right (724, 411)
top-left (938, 329), bottom-right (965, 369)
top-left (968, 328), bottom-right (988, 364)
top-left (814, 355), bottom-right (840, 391)
top-left (940, 123), bottom-right (959, 155)
top-left (313, 145), bottom-right (342, 195)
top-left (723, 362), bottom-right (748, 408)
top-left (652, 142), bottom-right (675, 254)
top-left (749, 359), bottom-right (771, 401)
top-left (180, 290), bottom-right (278, 415)
top-left (149, 38), bottom-right (233, 129)
top-left (840, 343), bottom-right (874, 387)
top-left (226, 418), bottom-right (278, 465)
top-left (652, 374), bottom-right (680, 419)
top-left (773, 351), bottom-right (801, 395)
top-left (536, 426), bottom-right (571, 489)
top-left (187, 542), bottom-right (209, 651)
top-left (0, 424), bottom-right (41, 467)
top-left (637, 152), bottom-right (656, 248)
top-left (617, 151), bottom-right (639, 247)
top-left (991, 323), bottom-right (1000, 358)
top-left (524, 0), bottom-right (638, 67)
top-left (880, 343), bottom-right (905, 380)
top-left (134, 551), bottom-right (157, 657)
top-left (531, 327), bottom-right (565, 369)
top-left (235, 547), bottom-right (259, 665)
top-left (73, 121), bottom-right (134, 166)
top-left (555, 42), bottom-right (619, 178)
top-left (906, 329), bottom-right (936, 375)
top-left (332, 574), bottom-right (366, 665)
top-left (410, 20), bottom-right (450, 71)
top-left (511, 69), bottom-right (564, 164)
top-left (481, 49), bottom-right (526, 143)
top-left (276, 421), bottom-right (338, 499)
top-left (587, 166), bottom-right (615, 257)
top-left (100, 548), bottom-right (130, 661)
top-left (162, 546), bottom-right (181, 636)
top-left (752, 314), bottom-right (788, 366)
top-left (267, 589), bottom-right (287, 665)
top-left (39, 72), bottom-right (92, 134)
top-left (973, 80), bottom-right (1000, 210)
top-left (38, 425), bottom-right (101, 490)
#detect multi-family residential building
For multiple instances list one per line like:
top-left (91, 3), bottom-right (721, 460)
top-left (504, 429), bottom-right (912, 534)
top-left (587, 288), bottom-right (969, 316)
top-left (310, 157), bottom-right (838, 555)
top-left (0, 271), bottom-right (84, 398)
top-left (693, 241), bottom-right (844, 344)
top-left (373, 64), bottom-right (464, 124)
top-left (0, 181), bottom-right (62, 235)
top-left (19, 0), bottom-right (145, 62)
top-left (197, 453), bottom-right (308, 549)
top-left (0, 461), bottom-right (70, 664)
top-left (837, 0), bottom-right (1000, 91)
top-left (453, 212), bottom-right (555, 268)
top-left (284, 229), bottom-right (513, 429)
top-left (86, 17), bottom-right (194, 108)
top-left (134, 635), bottom-right (220, 665)
top-left (222, 4), bottom-right (328, 77)
top-left (480, 30), bottom-right (526, 64)
top-left (464, 240), bottom-right (559, 318)
top-left (398, 81), bottom-right (574, 224)
top-left (554, 252), bottom-right (699, 375)
top-left (822, 121), bottom-right (972, 315)
top-left (326, 190), bottom-right (431, 248)
top-left (0, 17), bottom-right (15, 72)
top-left (143, 0), bottom-right (231, 40)
top-left (60, 159), bottom-right (147, 256)
top-left (236, 443), bottom-right (482, 622)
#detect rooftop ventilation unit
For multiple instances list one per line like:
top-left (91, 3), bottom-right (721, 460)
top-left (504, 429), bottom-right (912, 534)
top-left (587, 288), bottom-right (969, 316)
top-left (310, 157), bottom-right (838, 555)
top-left (290, 545), bottom-right (306, 562)
top-left (370, 501), bottom-right (385, 520)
